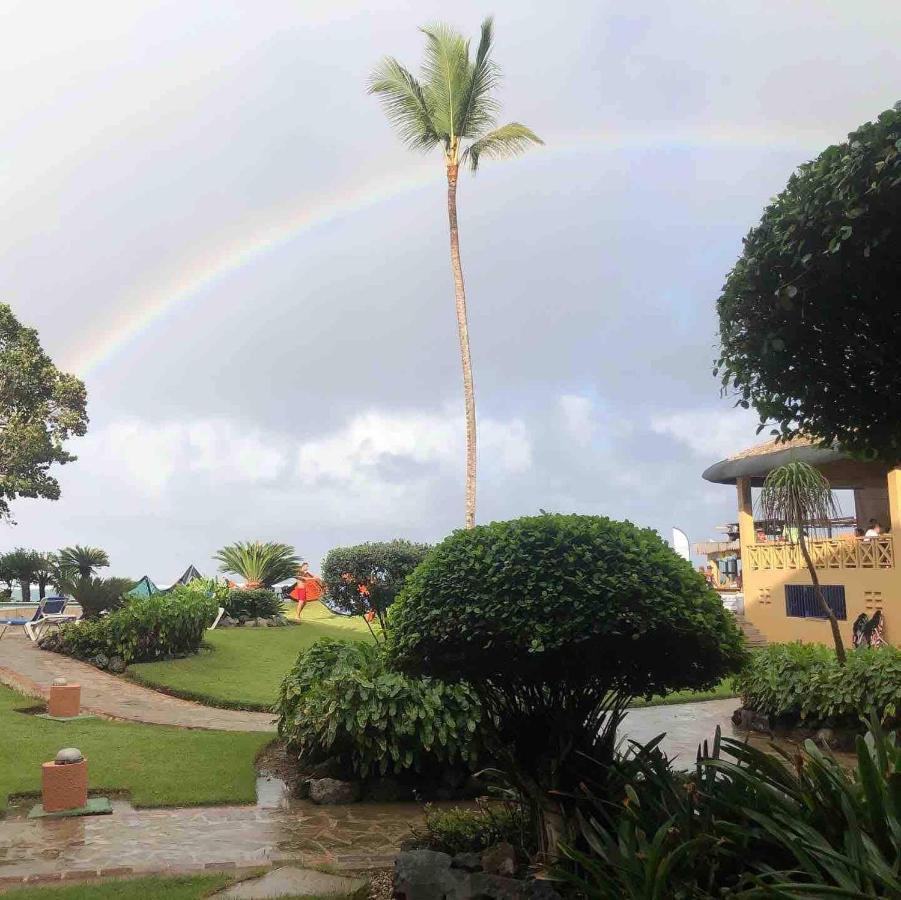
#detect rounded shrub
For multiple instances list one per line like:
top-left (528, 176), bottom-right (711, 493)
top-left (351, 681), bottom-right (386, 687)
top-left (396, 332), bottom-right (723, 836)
top-left (224, 587), bottom-right (283, 620)
top-left (276, 637), bottom-right (480, 778)
top-left (388, 514), bottom-right (746, 844)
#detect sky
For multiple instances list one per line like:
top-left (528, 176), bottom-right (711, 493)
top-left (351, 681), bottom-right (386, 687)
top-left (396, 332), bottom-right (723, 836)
top-left (2, 0), bottom-right (899, 580)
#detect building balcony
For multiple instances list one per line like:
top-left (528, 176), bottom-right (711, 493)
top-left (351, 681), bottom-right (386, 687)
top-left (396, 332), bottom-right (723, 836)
top-left (745, 535), bottom-right (894, 571)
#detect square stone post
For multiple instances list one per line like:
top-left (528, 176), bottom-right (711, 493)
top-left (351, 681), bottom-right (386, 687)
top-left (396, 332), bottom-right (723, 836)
top-left (886, 468), bottom-right (901, 553)
top-left (736, 477), bottom-right (755, 550)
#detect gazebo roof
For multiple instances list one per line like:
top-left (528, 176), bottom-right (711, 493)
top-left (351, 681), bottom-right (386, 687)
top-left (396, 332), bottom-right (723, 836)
top-left (702, 435), bottom-right (846, 485)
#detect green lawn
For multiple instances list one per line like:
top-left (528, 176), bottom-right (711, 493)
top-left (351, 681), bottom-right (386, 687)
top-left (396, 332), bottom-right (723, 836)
top-left (0, 684), bottom-right (271, 812)
top-left (3, 875), bottom-right (236, 900)
top-left (129, 603), bottom-right (372, 710)
top-left (630, 678), bottom-right (737, 708)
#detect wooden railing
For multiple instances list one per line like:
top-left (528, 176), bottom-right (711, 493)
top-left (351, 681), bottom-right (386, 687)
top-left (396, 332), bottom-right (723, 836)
top-left (745, 536), bottom-right (894, 571)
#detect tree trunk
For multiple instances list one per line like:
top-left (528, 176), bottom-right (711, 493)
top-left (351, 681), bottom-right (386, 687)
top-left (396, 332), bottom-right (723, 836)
top-left (446, 163), bottom-right (477, 529)
top-left (799, 534), bottom-right (847, 664)
top-left (20, 579), bottom-right (31, 603)
top-left (38, 580), bottom-right (46, 600)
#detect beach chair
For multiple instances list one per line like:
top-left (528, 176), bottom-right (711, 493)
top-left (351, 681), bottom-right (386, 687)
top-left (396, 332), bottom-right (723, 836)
top-left (208, 607), bottom-right (226, 630)
top-left (21, 598), bottom-right (78, 642)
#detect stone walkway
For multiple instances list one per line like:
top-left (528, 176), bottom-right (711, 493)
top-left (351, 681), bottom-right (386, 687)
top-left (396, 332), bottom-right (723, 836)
top-left (0, 632), bottom-right (275, 732)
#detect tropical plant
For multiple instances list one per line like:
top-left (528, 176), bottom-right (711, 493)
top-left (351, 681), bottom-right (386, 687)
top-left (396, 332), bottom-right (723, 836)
top-left (758, 461), bottom-right (846, 663)
top-left (410, 801), bottom-right (527, 856)
top-left (214, 541), bottom-right (298, 588)
top-left (33, 552), bottom-right (58, 599)
top-left (715, 104), bottom-right (901, 461)
top-left (65, 575), bottom-right (136, 620)
top-left (388, 514), bottom-right (746, 850)
top-left (56, 544), bottom-right (110, 581)
top-left (0, 548), bottom-right (41, 602)
top-left (737, 642), bottom-right (900, 724)
top-left (41, 583), bottom-right (218, 664)
top-left (0, 304), bottom-right (88, 521)
top-left (369, 19), bottom-right (542, 528)
top-left (223, 587), bottom-right (283, 620)
top-left (320, 539), bottom-right (431, 634)
top-left (276, 637), bottom-right (481, 778)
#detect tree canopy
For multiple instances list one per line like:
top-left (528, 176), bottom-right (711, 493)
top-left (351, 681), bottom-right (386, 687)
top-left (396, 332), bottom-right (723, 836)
top-left (716, 104), bottom-right (901, 459)
top-left (0, 304), bottom-right (88, 520)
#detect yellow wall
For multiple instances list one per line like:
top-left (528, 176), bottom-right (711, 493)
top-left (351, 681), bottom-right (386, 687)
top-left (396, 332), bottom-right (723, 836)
top-left (739, 469), bottom-right (899, 647)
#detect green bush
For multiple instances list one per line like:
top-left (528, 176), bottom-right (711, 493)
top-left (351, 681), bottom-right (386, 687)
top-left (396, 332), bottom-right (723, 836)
top-left (388, 514), bottom-right (745, 844)
top-left (224, 587), bottom-right (283, 620)
top-left (67, 575), bottom-right (136, 620)
top-left (321, 539), bottom-right (431, 630)
top-left (410, 801), bottom-right (527, 855)
top-left (275, 637), bottom-right (481, 777)
top-left (41, 583), bottom-right (218, 664)
top-left (737, 642), bottom-right (901, 724)
top-left (559, 714), bottom-right (901, 897)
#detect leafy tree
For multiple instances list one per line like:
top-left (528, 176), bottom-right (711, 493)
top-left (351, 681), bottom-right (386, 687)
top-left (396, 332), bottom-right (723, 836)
top-left (0, 304), bottom-right (88, 520)
top-left (716, 104), bottom-right (901, 458)
top-left (57, 545), bottom-right (110, 581)
top-left (370, 19), bottom-right (542, 528)
top-left (0, 548), bottom-right (40, 602)
top-left (214, 541), bottom-right (299, 588)
top-left (33, 552), bottom-right (59, 599)
top-left (388, 514), bottom-right (745, 851)
top-left (320, 540), bottom-right (431, 634)
top-left (758, 461), bottom-right (847, 664)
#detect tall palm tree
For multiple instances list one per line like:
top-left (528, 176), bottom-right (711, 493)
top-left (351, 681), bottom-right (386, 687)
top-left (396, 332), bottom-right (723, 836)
top-left (57, 545), bottom-right (110, 581)
top-left (33, 553), bottom-right (58, 599)
top-left (758, 461), bottom-right (847, 664)
top-left (0, 548), bottom-right (40, 602)
top-left (214, 541), bottom-right (299, 588)
top-left (369, 18), bottom-right (542, 528)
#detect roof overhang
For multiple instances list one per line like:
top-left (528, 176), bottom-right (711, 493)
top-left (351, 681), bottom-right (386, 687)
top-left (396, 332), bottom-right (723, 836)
top-left (702, 443), bottom-right (845, 486)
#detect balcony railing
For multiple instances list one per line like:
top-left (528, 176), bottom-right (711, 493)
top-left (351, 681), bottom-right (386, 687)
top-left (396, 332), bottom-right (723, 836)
top-left (745, 536), bottom-right (894, 571)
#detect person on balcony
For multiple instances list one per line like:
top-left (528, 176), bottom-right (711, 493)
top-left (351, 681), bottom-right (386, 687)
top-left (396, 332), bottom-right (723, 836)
top-left (864, 519), bottom-right (884, 539)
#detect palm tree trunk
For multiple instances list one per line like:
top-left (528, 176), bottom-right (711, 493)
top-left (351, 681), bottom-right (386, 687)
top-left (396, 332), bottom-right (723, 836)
top-left (798, 534), bottom-right (847, 665)
top-left (20, 579), bottom-right (31, 603)
top-left (446, 163), bottom-right (477, 529)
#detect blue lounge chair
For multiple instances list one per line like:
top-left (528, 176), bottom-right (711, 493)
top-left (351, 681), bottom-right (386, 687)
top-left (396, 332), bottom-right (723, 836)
top-left (0, 598), bottom-right (74, 641)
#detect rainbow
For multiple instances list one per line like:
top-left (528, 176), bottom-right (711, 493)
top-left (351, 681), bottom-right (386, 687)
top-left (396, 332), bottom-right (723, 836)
top-left (64, 125), bottom-right (836, 377)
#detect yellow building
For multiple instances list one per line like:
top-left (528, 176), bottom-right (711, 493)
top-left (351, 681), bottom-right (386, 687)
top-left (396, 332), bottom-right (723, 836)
top-left (703, 437), bottom-right (896, 647)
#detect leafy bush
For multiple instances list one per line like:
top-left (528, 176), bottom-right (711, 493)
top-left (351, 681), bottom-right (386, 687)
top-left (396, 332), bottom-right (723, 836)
top-left (321, 539), bottom-right (431, 630)
top-left (410, 801), bottom-right (527, 855)
top-left (275, 637), bottom-right (481, 777)
top-left (737, 642), bottom-right (901, 724)
top-left (388, 514), bottom-right (745, 846)
top-left (715, 104), bottom-right (901, 459)
top-left (67, 575), bottom-right (136, 620)
top-left (224, 587), bottom-right (283, 620)
top-left (41, 583), bottom-right (218, 664)
top-left (559, 715), bottom-right (901, 897)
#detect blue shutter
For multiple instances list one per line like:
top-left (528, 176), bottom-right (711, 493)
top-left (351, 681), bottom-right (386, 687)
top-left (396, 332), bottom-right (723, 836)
top-left (785, 585), bottom-right (846, 620)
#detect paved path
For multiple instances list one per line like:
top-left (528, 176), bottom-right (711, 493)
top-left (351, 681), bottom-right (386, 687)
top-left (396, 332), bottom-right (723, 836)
top-left (0, 632), bottom-right (275, 732)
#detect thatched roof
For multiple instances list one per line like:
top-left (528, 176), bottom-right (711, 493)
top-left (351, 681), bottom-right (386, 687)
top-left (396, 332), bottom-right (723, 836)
top-left (702, 435), bottom-right (845, 485)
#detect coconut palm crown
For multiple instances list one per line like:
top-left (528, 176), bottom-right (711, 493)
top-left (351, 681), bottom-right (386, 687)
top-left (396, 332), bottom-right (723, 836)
top-left (57, 545), bottom-right (110, 581)
top-left (214, 541), bottom-right (299, 589)
top-left (369, 17), bottom-right (542, 530)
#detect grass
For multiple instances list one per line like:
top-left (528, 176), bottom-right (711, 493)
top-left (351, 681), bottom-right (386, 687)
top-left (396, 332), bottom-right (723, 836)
top-left (0, 684), bottom-right (271, 812)
top-left (630, 678), bottom-right (737, 708)
top-left (2, 874), bottom-right (236, 899)
top-left (129, 603), bottom-right (371, 710)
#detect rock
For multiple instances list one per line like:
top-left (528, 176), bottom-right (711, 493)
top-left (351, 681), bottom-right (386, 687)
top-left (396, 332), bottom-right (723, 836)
top-left (294, 778), bottom-right (311, 800)
top-left (451, 852), bottom-right (483, 872)
top-left (469, 873), bottom-right (563, 900)
top-left (218, 616), bottom-right (235, 628)
top-left (107, 656), bottom-right (126, 674)
top-left (481, 842), bottom-right (517, 877)
top-left (237, 616), bottom-right (247, 626)
top-left (394, 850), bottom-right (457, 900)
top-left (90, 653), bottom-right (110, 670)
top-left (254, 617), bottom-right (266, 628)
top-left (217, 866), bottom-right (366, 899)
top-left (308, 777), bottom-right (360, 805)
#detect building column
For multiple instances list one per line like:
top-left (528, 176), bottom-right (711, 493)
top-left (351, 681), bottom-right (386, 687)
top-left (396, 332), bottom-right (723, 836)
top-left (736, 477), bottom-right (755, 550)
top-left (886, 468), bottom-right (901, 540)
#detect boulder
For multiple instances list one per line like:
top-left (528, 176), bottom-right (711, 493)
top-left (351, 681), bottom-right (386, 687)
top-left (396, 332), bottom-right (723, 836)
top-left (308, 777), bottom-right (360, 805)
top-left (481, 842), bottom-right (517, 877)
top-left (90, 653), bottom-right (110, 670)
top-left (394, 850), bottom-right (457, 900)
top-left (451, 852), bottom-right (483, 872)
top-left (107, 656), bottom-right (126, 674)
top-left (469, 873), bottom-right (562, 900)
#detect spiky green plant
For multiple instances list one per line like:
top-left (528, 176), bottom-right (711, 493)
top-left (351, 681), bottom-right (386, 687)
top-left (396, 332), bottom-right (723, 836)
top-left (0, 548), bottom-right (41, 602)
top-left (214, 541), bottom-right (299, 588)
top-left (758, 461), bottom-right (846, 664)
top-left (369, 18), bottom-right (542, 529)
top-left (57, 544), bottom-right (110, 581)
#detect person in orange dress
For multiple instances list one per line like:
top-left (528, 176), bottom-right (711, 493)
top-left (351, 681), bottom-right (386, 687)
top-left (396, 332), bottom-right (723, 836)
top-left (292, 563), bottom-right (323, 620)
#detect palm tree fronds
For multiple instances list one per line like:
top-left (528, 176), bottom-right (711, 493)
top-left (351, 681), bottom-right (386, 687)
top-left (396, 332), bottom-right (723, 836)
top-left (457, 16), bottom-right (500, 140)
top-left (368, 58), bottom-right (440, 151)
top-left (462, 122), bottom-right (544, 172)
top-left (56, 545), bottom-right (109, 581)
top-left (757, 461), bottom-right (840, 537)
top-left (419, 22), bottom-right (470, 140)
top-left (214, 541), bottom-right (299, 588)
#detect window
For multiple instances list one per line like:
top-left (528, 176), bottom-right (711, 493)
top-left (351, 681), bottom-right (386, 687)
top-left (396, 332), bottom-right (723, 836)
top-left (785, 584), bottom-right (846, 620)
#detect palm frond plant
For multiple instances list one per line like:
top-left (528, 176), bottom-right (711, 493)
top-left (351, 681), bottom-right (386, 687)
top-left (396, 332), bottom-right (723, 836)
top-left (369, 18), bottom-right (542, 529)
top-left (34, 552), bottom-right (59, 599)
top-left (214, 541), bottom-right (299, 589)
top-left (758, 461), bottom-right (846, 663)
top-left (0, 548), bottom-right (40, 602)
top-left (64, 575), bottom-right (136, 620)
top-left (57, 545), bottom-right (110, 581)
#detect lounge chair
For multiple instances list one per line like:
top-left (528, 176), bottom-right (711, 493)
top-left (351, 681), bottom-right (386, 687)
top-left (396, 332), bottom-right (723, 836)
top-left (0, 598), bottom-right (79, 642)
top-left (208, 607), bottom-right (226, 630)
